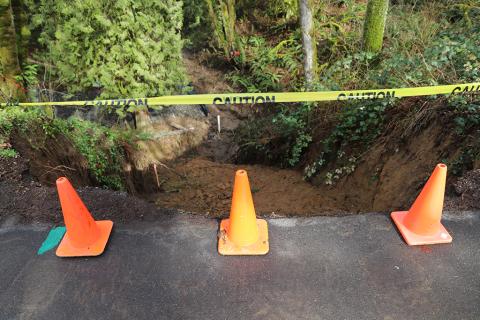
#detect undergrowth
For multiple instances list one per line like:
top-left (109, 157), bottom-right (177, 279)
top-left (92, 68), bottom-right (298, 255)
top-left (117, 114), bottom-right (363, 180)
top-left (228, 0), bottom-right (480, 182)
top-left (0, 106), bottom-right (137, 189)
top-left (304, 99), bottom-right (391, 182)
top-left (448, 96), bottom-right (480, 175)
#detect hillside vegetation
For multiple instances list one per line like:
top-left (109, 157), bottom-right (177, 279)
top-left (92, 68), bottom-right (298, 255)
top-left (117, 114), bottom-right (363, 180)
top-left (0, 0), bottom-right (479, 200)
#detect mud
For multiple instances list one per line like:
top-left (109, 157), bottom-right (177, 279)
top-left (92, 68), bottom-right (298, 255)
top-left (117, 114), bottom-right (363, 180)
top-left (149, 157), bottom-right (343, 218)
top-left (1, 117), bottom-right (479, 223)
top-left (330, 119), bottom-right (457, 212)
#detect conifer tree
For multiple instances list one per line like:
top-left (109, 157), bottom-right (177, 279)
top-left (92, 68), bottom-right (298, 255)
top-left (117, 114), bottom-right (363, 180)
top-left (28, 0), bottom-right (187, 99)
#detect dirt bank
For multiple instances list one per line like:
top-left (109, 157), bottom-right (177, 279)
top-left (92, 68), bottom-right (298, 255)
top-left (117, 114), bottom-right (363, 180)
top-left (1, 119), bottom-right (479, 224)
top-left (1, 56), bottom-right (479, 223)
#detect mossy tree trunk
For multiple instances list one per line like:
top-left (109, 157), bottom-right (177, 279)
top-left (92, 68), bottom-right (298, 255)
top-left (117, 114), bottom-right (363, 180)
top-left (11, 0), bottom-right (29, 67)
top-left (362, 0), bottom-right (389, 53)
top-left (299, 0), bottom-right (317, 90)
top-left (205, 0), bottom-right (244, 62)
top-left (0, 0), bottom-right (22, 101)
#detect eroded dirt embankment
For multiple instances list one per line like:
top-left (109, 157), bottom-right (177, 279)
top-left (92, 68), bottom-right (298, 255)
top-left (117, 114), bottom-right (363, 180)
top-left (1, 55), bottom-right (478, 223)
top-left (1, 101), bottom-right (479, 225)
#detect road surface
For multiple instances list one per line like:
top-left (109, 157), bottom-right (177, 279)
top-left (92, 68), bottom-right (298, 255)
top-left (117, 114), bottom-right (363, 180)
top-left (1, 212), bottom-right (479, 319)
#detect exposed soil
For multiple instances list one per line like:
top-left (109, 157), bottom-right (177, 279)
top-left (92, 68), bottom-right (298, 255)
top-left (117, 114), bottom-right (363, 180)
top-left (324, 109), bottom-right (457, 212)
top-left (9, 128), bottom-right (92, 187)
top-left (1, 55), bottom-right (479, 225)
top-left (445, 169), bottom-right (480, 211)
top-left (0, 156), bottom-right (176, 225)
top-left (149, 157), bottom-right (342, 218)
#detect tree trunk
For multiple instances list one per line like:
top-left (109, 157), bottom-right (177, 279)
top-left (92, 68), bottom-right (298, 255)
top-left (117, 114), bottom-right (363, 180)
top-left (362, 0), bottom-right (389, 53)
top-left (11, 0), bottom-right (29, 67)
top-left (205, 0), bottom-right (244, 62)
top-left (0, 0), bottom-right (22, 101)
top-left (205, 0), bottom-right (229, 57)
top-left (299, 0), bottom-right (317, 90)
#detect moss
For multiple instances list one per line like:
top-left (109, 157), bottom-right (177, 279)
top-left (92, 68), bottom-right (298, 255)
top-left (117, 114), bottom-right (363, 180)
top-left (0, 0), bottom-right (10, 8)
top-left (0, 0), bottom-right (23, 101)
top-left (20, 25), bottom-right (29, 37)
top-left (362, 0), bottom-right (389, 53)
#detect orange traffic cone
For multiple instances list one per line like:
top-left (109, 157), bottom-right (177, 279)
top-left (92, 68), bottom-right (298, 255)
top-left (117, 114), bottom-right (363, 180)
top-left (391, 163), bottom-right (452, 245)
top-left (218, 170), bottom-right (269, 255)
top-left (55, 177), bottom-right (113, 257)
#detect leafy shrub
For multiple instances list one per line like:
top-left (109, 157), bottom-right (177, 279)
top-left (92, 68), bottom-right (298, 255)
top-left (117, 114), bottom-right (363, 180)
top-left (451, 97), bottom-right (480, 136)
top-left (0, 148), bottom-right (18, 158)
top-left (183, 0), bottom-right (211, 49)
top-left (304, 100), bottom-right (390, 181)
top-left (320, 2), bottom-right (480, 89)
top-left (216, 0), bottom-right (480, 176)
top-left (236, 104), bottom-right (312, 167)
top-left (27, 0), bottom-right (187, 99)
top-left (227, 35), bottom-right (303, 92)
top-left (61, 118), bottom-right (125, 190)
top-left (267, 0), bottom-right (298, 20)
top-left (314, 0), bottom-right (366, 64)
top-left (448, 96), bottom-right (480, 175)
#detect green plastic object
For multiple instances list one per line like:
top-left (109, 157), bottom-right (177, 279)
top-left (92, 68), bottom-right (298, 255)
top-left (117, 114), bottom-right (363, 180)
top-left (37, 227), bottom-right (66, 255)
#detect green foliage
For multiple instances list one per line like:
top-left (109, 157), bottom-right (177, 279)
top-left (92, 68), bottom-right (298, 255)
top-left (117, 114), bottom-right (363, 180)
top-left (0, 105), bottom-right (42, 136)
top-left (320, 3), bottom-right (480, 89)
top-left (304, 100), bottom-right (390, 181)
top-left (27, 0), bottom-right (187, 99)
top-left (204, 0), bottom-right (245, 61)
top-left (227, 35), bottom-right (303, 92)
top-left (451, 96), bottom-right (480, 135)
top-left (236, 104), bottom-right (312, 167)
top-left (375, 27), bottom-right (480, 87)
top-left (14, 63), bottom-right (38, 88)
top-left (61, 118), bottom-right (125, 190)
top-left (0, 106), bottom-right (128, 189)
top-left (228, 0), bottom-right (480, 176)
top-left (183, 0), bottom-right (211, 49)
top-left (229, 32), bottom-right (312, 167)
top-left (0, 148), bottom-right (17, 158)
top-left (267, 0), bottom-right (298, 20)
top-left (447, 95), bottom-right (480, 175)
top-left (314, 1), bottom-right (366, 65)
top-left (449, 147), bottom-right (480, 176)
top-left (273, 107), bottom-right (313, 166)
top-left (320, 51), bottom-right (378, 89)
top-left (385, 3), bottom-right (441, 56)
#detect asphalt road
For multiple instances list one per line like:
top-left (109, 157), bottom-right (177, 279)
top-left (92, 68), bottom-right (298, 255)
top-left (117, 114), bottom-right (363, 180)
top-left (0, 212), bottom-right (479, 320)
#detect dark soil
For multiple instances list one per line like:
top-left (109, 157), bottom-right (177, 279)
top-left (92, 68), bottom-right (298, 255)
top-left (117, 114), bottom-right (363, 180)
top-left (10, 129), bottom-right (92, 187)
top-left (445, 169), bottom-right (480, 211)
top-left (0, 156), bottom-right (176, 225)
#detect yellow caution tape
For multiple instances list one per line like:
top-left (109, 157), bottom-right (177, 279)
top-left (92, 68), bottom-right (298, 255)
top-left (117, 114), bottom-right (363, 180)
top-left (1, 82), bottom-right (479, 107)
